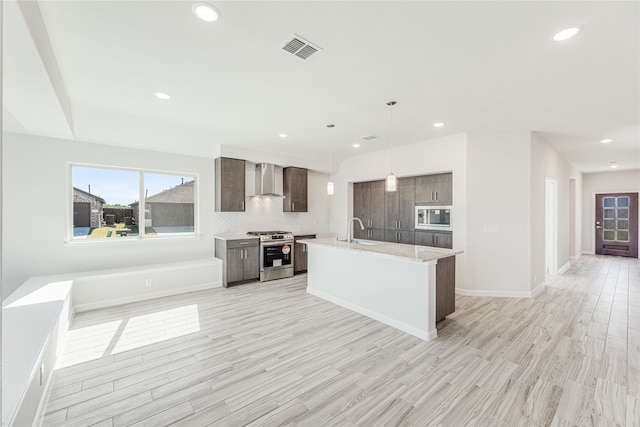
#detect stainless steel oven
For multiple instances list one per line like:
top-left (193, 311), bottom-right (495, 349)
top-left (247, 231), bottom-right (294, 282)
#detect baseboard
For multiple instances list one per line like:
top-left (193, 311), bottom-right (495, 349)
top-left (307, 288), bottom-right (435, 341)
top-left (557, 262), bottom-right (571, 275)
top-left (74, 281), bottom-right (222, 312)
top-left (582, 251), bottom-right (595, 255)
top-left (531, 282), bottom-right (546, 298)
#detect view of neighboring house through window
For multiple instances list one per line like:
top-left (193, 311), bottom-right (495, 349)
top-left (72, 165), bottom-right (196, 240)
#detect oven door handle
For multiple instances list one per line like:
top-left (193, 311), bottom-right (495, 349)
top-left (261, 241), bottom-right (294, 247)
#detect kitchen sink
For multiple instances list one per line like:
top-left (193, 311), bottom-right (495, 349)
top-left (355, 240), bottom-right (378, 245)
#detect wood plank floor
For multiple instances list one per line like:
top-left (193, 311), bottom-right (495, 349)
top-left (42, 255), bottom-right (639, 426)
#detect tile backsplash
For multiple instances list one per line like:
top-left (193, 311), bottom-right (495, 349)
top-left (213, 161), bottom-right (330, 235)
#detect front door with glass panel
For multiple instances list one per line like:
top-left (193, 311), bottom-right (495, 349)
top-left (595, 193), bottom-right (638, 258)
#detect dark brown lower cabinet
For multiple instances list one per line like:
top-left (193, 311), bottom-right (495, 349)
top-left (415, 230), bottom-right (453, 249)
top-left (436, 256), bottom-right (456, 322)
top-left (384, 230), bottom-right (415, 244)
top-left (215, 238), bottom-right (259, 287)
top-left (294, 234), bottom-right (316, 273)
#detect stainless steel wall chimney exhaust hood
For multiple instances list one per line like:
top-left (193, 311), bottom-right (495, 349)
top-left (255, 163), bottom-right (284, 197)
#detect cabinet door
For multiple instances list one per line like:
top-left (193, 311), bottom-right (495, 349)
top-left (433, 232), bottom-right (453, 249)
top-left (433, 173), bottom-right (452, 204)
top-left (384, 229), bottom-right (399, 243)
top-left (369, 181), bottom-right (386, 229)
top-left (294, 241), bottom-right (307, 272)
top-left (243, 246), bottom-right (260, 280)
top-left (215, 158), bottom-right (245, 212)
top-left (353, 182), bottom-right (368, 225)
top-left (397, 177), bottom-right (416, 230)
top-left (384, 184), bottom-right (399, 230)
top-left (414, 230), bottom-right (434, 246)
top-left (398, 230), bottom-right (415, 244)
top-left (353, 227), bottom-right (368, 240)
top-left (283, 167), bottom-right (308, 212)
top-left (226, 248), bottom-right (245, 283)
top-left (414, 175), bottom-right (435, 204)
top-left (435, 256), bottom-right (456, 321)
top-left (370, 228), bottom-right (385, 241)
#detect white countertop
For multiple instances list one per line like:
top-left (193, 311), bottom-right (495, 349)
top-left (214, 233), bottom-right (259, 241)
top-left (300, 237), bottom-right (462, 263)
top-left (215, 232), bottom-right (318, 240)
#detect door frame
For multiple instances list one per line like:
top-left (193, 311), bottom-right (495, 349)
top-left (591, 190), bottom-right (640, 257)
top-left (545, 178), bottom-right (558, 275)
top-left (590, 190), bottom-right (640, 259)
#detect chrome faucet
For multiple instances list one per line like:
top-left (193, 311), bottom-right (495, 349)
top-left (347, 217), bottom-right (365, 244)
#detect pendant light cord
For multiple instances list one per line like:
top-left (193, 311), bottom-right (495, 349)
top-left (387, 101), bottom-right (396, 174)
top-left (328, 124), bottom-right (335, 181)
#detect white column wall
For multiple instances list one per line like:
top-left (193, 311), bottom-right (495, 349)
top-left (530, 132), bottom-right (582, 287)
top-left (465, 132), bottom-right (533, 295)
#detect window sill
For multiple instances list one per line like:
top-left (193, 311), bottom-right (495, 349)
top-left (64, 234), bottom-right (203, 248)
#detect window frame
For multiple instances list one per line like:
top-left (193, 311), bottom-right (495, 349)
top-left (68, 163), bottom-right (199, 243)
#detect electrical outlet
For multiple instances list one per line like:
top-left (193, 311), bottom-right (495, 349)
top-left (145, 278), bottom-right (152, 287)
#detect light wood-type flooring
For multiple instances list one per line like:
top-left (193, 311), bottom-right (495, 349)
top-left (43, 255), bottom-right (639, 426)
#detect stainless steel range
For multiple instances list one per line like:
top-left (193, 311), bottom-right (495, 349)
top-left (247, 231), bottom-right (294, 282)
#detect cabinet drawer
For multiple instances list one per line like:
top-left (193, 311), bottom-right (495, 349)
top-left (226, 238), bottom-right (259, 249)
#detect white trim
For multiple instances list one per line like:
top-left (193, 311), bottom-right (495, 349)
top-left (307, 288), bottom-right (436, 341)
top-left (68, 162), bottom-right (199, 243)
top-left (557, 261), bottom-right (571, 275)
top-left (73, 281), bottom-right (221, 313)
top-left (531, 282), bottom-right (546, 298)
top-left (582, 250), bottom-right (595, 255)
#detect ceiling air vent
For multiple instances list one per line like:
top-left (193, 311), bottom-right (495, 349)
top-left (361, 135), bottom-right (377, 141)
top-left (281, 34), bottom-right (322, 60)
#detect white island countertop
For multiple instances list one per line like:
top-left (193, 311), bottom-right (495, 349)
top-left (299, 237), bottom-right (462, 263)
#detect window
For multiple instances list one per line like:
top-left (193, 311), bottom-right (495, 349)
top-left (602, 196), bottom-right (630, 242)
top-left (71, 165), bottom-right (196, 240)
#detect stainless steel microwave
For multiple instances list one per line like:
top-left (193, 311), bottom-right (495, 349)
top-left (415, 206), bottom-right (452, 230)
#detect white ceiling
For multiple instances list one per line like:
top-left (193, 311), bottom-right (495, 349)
top-left (3, 1), bottom-right (639, 173)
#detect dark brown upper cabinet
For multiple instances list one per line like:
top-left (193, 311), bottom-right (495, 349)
top-left (283, 167), bottom-right (308, 212)
top-left (215, 157), bottom-right (246, 212)
top-left (353, 180), bottom-right (385, 239)
top-left (415, 173), bottom-right (452, 205)
top-left (385, 177), bottom-right (416, 232)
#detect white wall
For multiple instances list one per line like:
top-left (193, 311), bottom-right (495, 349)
top-left (2, 133), bottom-right (216, 298)
top-left (581, 169), bottom-right (640, 255)
top-left (465, 132), bottom-right (533, 295)
top-left (331, 133), bottom-right (468, 288)
top-left (530, 133), bottom-right (582, 284)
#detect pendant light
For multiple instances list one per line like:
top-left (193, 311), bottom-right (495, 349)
top-left (386, 101), bottom-right (397, 192)
top-left (327, 124), bottom-right (335, 195)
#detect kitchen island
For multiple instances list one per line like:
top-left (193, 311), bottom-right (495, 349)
top-left (300, 238), bottom-right (462, 341)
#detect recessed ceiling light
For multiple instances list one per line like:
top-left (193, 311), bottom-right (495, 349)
top-left (352, 143), bottom-right (361, 148)
top-left (553, 27), bottom-right (580, 41)
top-left (600, 138), bottom-right (613, 144)
top-left (610, 161), bottom-right (618, 168)
top-left (433, 122), bottom-right (445, 128)
top-left (192, 2), bottom-right (219, 22)
top-left (154, 92), bottom-right (171, 100)
top-left (279, 133), bottom-right (288, 138)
